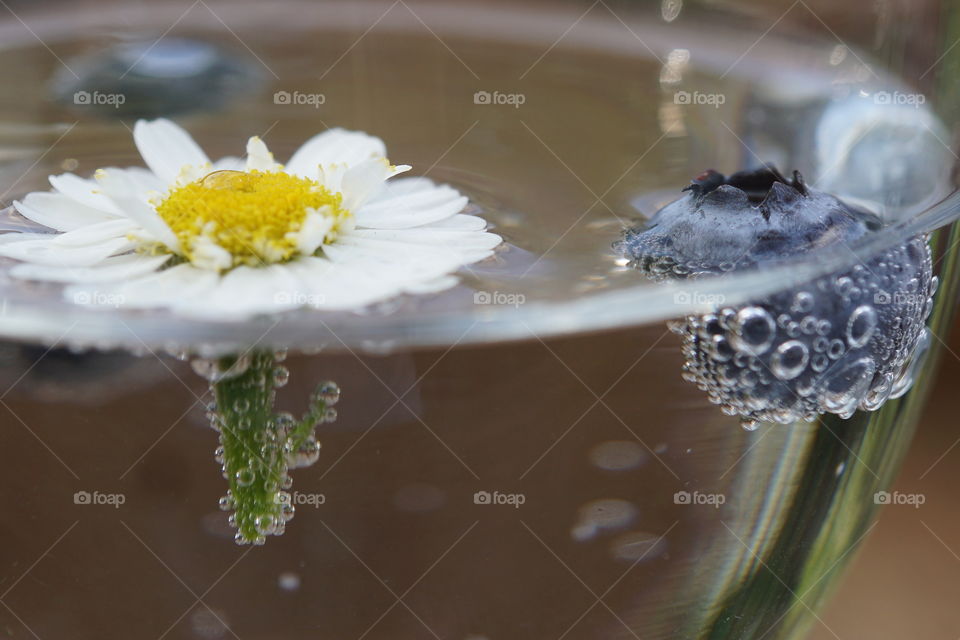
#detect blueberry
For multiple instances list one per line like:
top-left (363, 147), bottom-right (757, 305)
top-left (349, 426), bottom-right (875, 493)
top-left (618, 166), bottom-right (937, 427)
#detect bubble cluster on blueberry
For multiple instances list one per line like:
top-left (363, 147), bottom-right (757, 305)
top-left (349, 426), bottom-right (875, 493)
top-left (618, 166), bottom-right (937, 428)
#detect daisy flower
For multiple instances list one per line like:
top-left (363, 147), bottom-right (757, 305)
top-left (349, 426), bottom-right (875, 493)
top-left (0, 119), bottom-right (502, 318)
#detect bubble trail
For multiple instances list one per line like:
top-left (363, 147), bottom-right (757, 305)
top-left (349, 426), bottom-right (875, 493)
top-left (196, 351), bottom-right (340, 545)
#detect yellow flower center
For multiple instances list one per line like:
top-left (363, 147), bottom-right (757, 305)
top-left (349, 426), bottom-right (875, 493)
top-left (154, 170), bottom-right (349, 269)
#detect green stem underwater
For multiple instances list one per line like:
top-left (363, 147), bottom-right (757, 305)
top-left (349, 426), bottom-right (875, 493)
top-left (199, 351), bottom-right (338, 545)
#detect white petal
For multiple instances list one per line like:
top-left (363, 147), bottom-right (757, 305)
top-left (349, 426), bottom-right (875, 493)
top-left (298, 247), bottom-right (466, 309)
top-left (0, 218), bottom-right (137, 268)
top-left (14, 193), bottom-right (118, 232)
top-left (191, 236), bottom-right (232, 271)
top-left (0, 235), bottom-right (134, 267)
top-left (10, 253), bottom-right (171, 283)
top-left (116, 166), bottom-right (168, 194)
top-left (316, 163), bottom-right (349, 194)
top-left (48, 173), bottom-right (122, 215)
top-left (403, 275), bottom-right (459, 294)
top-left (347, 228), bottom-right (503, 251)
top-left (44, 218), bottom-right (139, 246)
top-left (212, 156), bottom-right (245, 172)
top-left (174, 162), bottom-right (214, 186)
top-left (133, 118), bottom-right (211, 184)
top-left (0, 216), bottom-right (135, 247)
top-left (285, 257), bottom-right (402, 310)
top-left (340, 159), bottom-right (393, 211)
top-left (0, 231), bottom-right (52, 245)
top-left (172, 265), bottom-right (305, 318)
top-left (355, 178), bottom-right (468, 229)
top-left (286, 128), bottom-right (387, 178)
top-left (326, 236), bottom-right (492, 272)
top-left (245, 136), bottom-right (281, 172)
top-left (365, 177), bottom-right (462, 207)
top-left (295, 208), bottom-right (335, 255)
top-left (425, 214), bottom-right (488, 231)
top-left (377, 176), bottom-right (434, 196)
top-left (95, 169), bottom-right (180, 251)
top-left (65, 263), bottom-right (218, 309)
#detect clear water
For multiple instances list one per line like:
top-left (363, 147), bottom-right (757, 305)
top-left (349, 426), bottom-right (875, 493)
top-left (0, 2), bottom-right (957, 639)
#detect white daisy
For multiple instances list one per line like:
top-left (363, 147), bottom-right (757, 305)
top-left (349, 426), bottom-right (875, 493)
top-left (0, 119), bottom-right (502, 319)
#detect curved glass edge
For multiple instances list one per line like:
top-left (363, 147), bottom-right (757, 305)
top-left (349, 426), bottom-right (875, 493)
top-left (0, 190), bottom-right (958, 356)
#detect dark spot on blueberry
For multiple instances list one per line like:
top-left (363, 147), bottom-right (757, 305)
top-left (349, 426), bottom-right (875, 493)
top-left (682, 169), bottom-right (726, 202)
top-left (755, 230), bottom-right (786, 252)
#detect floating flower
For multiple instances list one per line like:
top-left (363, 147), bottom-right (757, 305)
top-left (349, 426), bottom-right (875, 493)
top-left (0, 119), bottom-right (502, 318)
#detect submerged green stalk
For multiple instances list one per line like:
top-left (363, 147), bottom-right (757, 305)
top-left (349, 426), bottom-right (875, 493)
top-left (197, 351), bottom-right (339, 545)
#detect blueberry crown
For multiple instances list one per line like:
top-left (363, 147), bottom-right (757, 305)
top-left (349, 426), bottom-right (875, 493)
top-left (682, 166), bottom-right (808, 204)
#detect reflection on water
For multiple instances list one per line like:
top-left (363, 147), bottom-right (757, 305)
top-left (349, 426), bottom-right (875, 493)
top-left (51, 38), bottom-right (263, 119)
